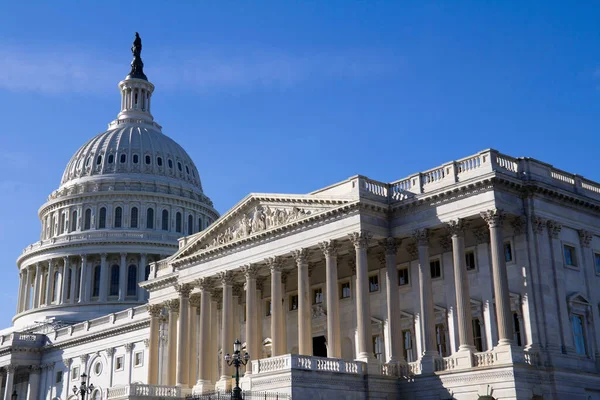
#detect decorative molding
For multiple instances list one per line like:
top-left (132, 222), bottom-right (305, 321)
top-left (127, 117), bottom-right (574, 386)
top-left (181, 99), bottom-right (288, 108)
top-left (349, 231), bottom-right (371, 249)
top-left (480, 209), bottom-right (505, 228)
top-left (241, 264), bottom-right (259, 280)
top-left (380, 237), bottom-right (400, 255)
top-left (578, 230), bottom-right (593, 247)
top-left (319, 240), bottom-right (338, 257)
top-left (165, 299), bottom-right (180, 313)
top-left (546, 220), bottom-right (562, 239)
top-left (291, 249), bottom-right (309, 265)
top-left (174, 283), bottom-right (193, 297)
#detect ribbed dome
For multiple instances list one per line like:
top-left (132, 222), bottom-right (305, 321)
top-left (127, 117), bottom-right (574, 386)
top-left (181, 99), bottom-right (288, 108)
top-left (61, 125), bottom-right (203, 190)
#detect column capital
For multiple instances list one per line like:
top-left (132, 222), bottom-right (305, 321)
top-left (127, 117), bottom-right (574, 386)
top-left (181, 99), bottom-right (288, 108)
top-left (79, 254), bottom-right (87, 262)
top-left (292, 248), bottom-right (309, 265)
top-left (530, 215), bottom-right (546, 234)
top-left (105, 347), bottom-right (115, 356)
top-left (412, 228), bottom-right (429, 246)
top-left (267, 256), bottom-right (284, 273)
top-left (349, 231), bottom-right (371, 249)
top-left (241, 264), bottom-right (259, 280)
top-left (100, 253), bottom-right (108, 260)
top-left (5, 364), bottom-right (17, 373)
top-left (546, 220), bottom-right (562, 239)
top-left (480, 209), bottom-right (505, 228)
top-left (189, 293), bottom-right (202, 308)
top-left (195, 277), bottom-right (213, 291)
top-left (80, 354), bottom-right (89, 363)
top-left (511, 215), bottom-right (527, 235)
top-left (217, 270), bottom-right (234, 286)
top-left (232, 283), bottom-right (244, 298)
top-left (165, 298), bottom-right (180, 313)
top-left (445, 219), bottom-right (467, 237)
top-left (143, 339), bottom-right (150, 348)
top-left (48, 259), bottom-right (55, 268)
top-left (174, 283), bottom-right (193, 298)
top-left (147, 304), bottom-right (163, 317)
top-left (29, 365), bottom-right (41, 373)
top-left (63, 255), bottom-right (70, 263)
top-left (380, 237), bottom-right (400, 255)
top-left (319, 240), bottom-right (338, 257)
top-left (120, 252), bottom-right (127, 258)
top-left (578, 230), bottom-right (593, 247)
top-left (124, 343), bottom-right (134, 353)
top-left (62, 358), bottom-right (72, 368)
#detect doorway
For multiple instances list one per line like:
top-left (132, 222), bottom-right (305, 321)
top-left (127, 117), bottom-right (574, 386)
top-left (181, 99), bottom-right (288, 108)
top-left (313, 335), bottom-right (327, 357)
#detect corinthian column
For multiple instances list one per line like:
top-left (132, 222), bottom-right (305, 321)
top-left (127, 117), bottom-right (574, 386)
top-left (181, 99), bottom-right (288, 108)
top-left (78, 255), bottom-right (87, 303)
top-left (45, 259), bottom-right (56, 305)
top-left (319, 241), bottom-right (341, 358)
top-left (3, 364), bottom-right (16, 400)
top-left (349, 231), bottom-right (372, 362)
top-left (196, 278), bottom-right (213, 389)
top-left (16, 270), bottom-right (25, 313)
top-left (268, 257), bottom-right (284, 356)
top-left (147, 304), bottom-right (163, 385)
top-left (118, 253), bottom-right (127, 301)
top-left (292, 249), bottom-right (312, 356)
top-left (481, 209), bottom-right (513, 347)
top-left (61, 257), bottom-right (70, 305)
top-left (165, 299), bottom-right (180, 386)
top-left (189, 293), bottom-right (201, 386)
top-left (33, 263), bottom-right (42, 308)
top-left (23, 267), bottom-right (31, 312)
top-left (175, 283), bottom-right (193, 387)
top-left (242, 265), bottom-right (258, 371)
top-left (218, 271), bottom-right (234, 385)
top-left (99, 253), bottom-right (108, 302)
top-left (381, 238), bottom-right (403, 364)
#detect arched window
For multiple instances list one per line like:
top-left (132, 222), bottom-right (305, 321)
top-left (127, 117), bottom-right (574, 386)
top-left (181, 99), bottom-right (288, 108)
top-left (84, 209), bottom-right (91, 230)
top-left (162, 210), bottom-right (169, 231)
top-left (108, 154), bottom-right (114, 164)
top-left (133, 154), bottom-right (139, 164)
top-left (109, 265), bottom-right (120, 296)
top-left (157, 157), bottom-right (163, 166)
top-left (188, 215), bottom-right (194, 235)
top-left (130, 207), bottom-right (138, 228)
top-left (168, 159), bottom-right (173, 169)
top-left (66, 268), bottom-right (72, 301)
top-left (146, 208), bottom-right (154, 229)
top-left (177, 162), bottom-right (182, 171)
top-left (114, 207), bottom-right (123, 228)
top-left (92, 265), bottom-right (101, 298)
top-left (98, 207), bottom-right (106, 229)
top-left (145, 265), bottom-right (150, 280)
top-left (175, 212), bottom-right (182, 233)
top-left (185, 165), bottom-right (190, 174)
top-left (145, 155), bottom-right (151, 165)
top-left (60, 213), bottom-right (66, 235)
top-left (96, 155), bottom-right (102, 165)
top-left (120, 154), bottom-right (127, 164)
top-left (71, 210), bottom-right (77, 232)
top-left (198, 217), bottom-right (203, 231)
top-left (127, 265), bottom-right (137, 296)
top-left (53, 270), bottom-right (60, 302)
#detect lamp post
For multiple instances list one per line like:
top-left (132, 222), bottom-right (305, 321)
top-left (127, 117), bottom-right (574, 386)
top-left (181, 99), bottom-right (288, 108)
top-left (11, 390), bottom-right (17, 400)
top-left (72, 373), bottom-right (95, 400)
top-left (224, 339), bottom-right (250, 400)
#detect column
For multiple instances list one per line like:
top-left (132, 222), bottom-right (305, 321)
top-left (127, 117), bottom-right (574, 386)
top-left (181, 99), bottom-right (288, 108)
top-left (26, 365), bottom-right (41, 400)
top-left (33, 263), bottom-right (42, 308)
top-left (106, 348), bottom-right (115, 387)
top-left (99, 253), bottom-right (108, 302)
top-left (125, 343), bottom-right (134, 384)
top-left (3, 365), bottom-right (15, 400)
top-left (319, 241), bottom-right (341, 358)
top-left (22, 268), bottom-right (31, 312)
top-left (175, 283), bottom-right (192, 387)
top-left (210, 291), bottom-right (220, 384)
top-left (55, 262), bottom-right (63, 305)
top-left (268, 258), bottom-right (283, 357)
top-left (63, 359), bottom-right (72, 400)
top-left (78, 255), bottom-right (87, 303)
top-left (414, 229), bottom-right (437, 373)
top-left (292, 249), bottom-right (312, 356)
top-left (218, 271), bottom-right (234, 383)
top-left (349, 232), bottom-right (373, 362)
top-left (147, 304), bottom-right (163, 385)
top-left (481, 209), bottom-right (513, 346)
top-left (382, 238), bottom-right (404, 364)
top-left (255, 278), bottom-right (265, 360)
top-left (118, 253), bottom-right (127, 301)
top-left (16, 271), bottom-right (25, 313)
top-left (61, 258), bottom-right (70, 305)
top-left (165, 299), bottom-right (179, 386)
top-left (447, 219), bottom-right (475, 352)
top-left (196, 279), bottom-right (213, 387)
top-left (69, 262), bottom-right (77, 304)
top-left (242, 265), bottom-right (258, 369)
top-left (188, 294), bottom-right (201, 386)
top-left (138, 253), bottom-right (147, 301)
top-left (45, 260), bottom-right (55, 305)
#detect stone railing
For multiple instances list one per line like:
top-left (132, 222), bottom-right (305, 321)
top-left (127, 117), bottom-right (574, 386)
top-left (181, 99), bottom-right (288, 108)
top-left (252, 354), bottom-right (366, 375)
top-left (407, 361), bottom-right (420, 375)
top-left (434, 356), bottom-right (458, 372)
top-left (106, 384), bottom-right (181, 399)
top-left (472, 351), bottom-right (496, 367)
top-left (0, 332), bottom-right (46, 347)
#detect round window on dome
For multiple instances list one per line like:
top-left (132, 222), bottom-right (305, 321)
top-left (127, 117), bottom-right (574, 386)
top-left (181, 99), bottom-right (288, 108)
top-left (177, 162), bottom-right (182, 172)
top-left (168, 159), bottom-right (173, 169)
top-left (145, 155), bottom-right (151, 165)
top-left (157, 157), bottom-right (163, 166)
top-left (96, 155), bottom-right (102, 165)
top-left (120, 154), bottom-right (127, 164)
top-left (133, 154), bottom-right (139, 164)
top-left (108, 154), bottom-right (114, 164)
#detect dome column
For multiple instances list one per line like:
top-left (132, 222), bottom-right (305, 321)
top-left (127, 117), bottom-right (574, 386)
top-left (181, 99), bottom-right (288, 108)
top-left (33, 263), bottom-right (42, 308)
top-left (61, 257), bottom-right (70, 304)
top-left (16, 270), bottom-right (25, 313)
top-left (138, 254), bottom-right (147, 301)
top-left (118, 253), bottom-right (127, 301)
top-left (99, 253), bottom-right (108, 302)
top-left (45, 259), bottom-right (56, 306)
top-left (78, 255), bottom-right (88, 303)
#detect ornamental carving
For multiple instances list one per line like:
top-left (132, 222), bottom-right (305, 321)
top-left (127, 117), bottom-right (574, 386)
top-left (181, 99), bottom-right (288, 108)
top-left (267, 257), bottom-right (283, 273)
top-left (380, 237), bottom-right (400, 255)
top-left (105, 347), bottom-right (115, 356)
top-left (412, 229), bottom-right (429, 246)
top-left (292, 248), bottom-right (309, 265)
top-left (241, 264), bottom-right (259, 280)
top-left (319, 240), bottom-right (337, 257)
top-left (445, 219), bottom-right (466, 237)
top-left (174, 283), bottom-right (193, 297)
top-left (217, 270), bottom-right (234, 286)
top-left (349, 231), bottom-right (371, 249)
top-left (405, 243), bottom-right (418, 259)
top-left (165, 299), bottom-right (180, 313)
top-left (578, 230), bottom-right (593, 247)
top-left (80, 354), bottom-right (89, 363)
top-left (546, 220), bottom-right (562, 239)
top-left (189, 293), bottom-right (202, 308)
top-left (63, 358), bottom-right (72, 367)
top-left (511, 216), bottom-right (527, 235)
top-left (196, 277), bottom-right (213, 291)
top-left (124, 343), bottom-right (134, 352)
top-left (147, 304), bottom-right (163, 317)
top-left (480, 209), bottom-right (505, 228)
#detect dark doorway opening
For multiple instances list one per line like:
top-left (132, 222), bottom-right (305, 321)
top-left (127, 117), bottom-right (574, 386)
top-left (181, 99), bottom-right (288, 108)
top-left (313, 335), bottom-right (327, 357)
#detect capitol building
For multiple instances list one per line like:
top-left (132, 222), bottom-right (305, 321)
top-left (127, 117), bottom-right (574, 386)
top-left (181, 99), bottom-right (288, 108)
top-left (1, 35), bottom-right (599, 400)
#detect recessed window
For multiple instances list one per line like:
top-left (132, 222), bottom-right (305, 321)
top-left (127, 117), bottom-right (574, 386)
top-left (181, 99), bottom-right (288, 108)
top-left (130, 207), bottom-right (138, 228)
top-left (435, 323), bottom-right (448, 357)
top-left (133, 154), bottom-right (139, 164)
top-left (93, 362), bottom-right (102, 375)
top-left (289, 294), bottom-right (298, 311)
top-left (84, 209), bottom-right (92, 231)
top-left (313, 288), bottom-right (323, 304)
top-left (372, 335), bottom-right (384, 362)
top-left (85, 157), bottom-right (91, 167)
top-left (340, 281), bottom-right (351, 299)
top-left (146, 208), bottom-right (154, 229)
top-left (175, 212), bottom-right (182, 233)
top-left (185, 165), bottom-right (190, 174)
top-left (108, 154), bottom-right (114, 164)
top-left (594, 253), bottom-right (600, 275)
top-left (168, 159), bottom-right (173, 169)
top-left (402, 330), bottom-right (413, 362)
top-left (564, 245), bottom-right (577, 267)
top-left (96, 155), bottom-right (102, 165)
top-left (430, 259), bottom-right (442, 279)
top-left (145, 155), bottom-right (151, 165)
top-left (177, 162), bottom-right (182, 171)
top-left (71, 366), bottom-right (80, 380)
top-left (120, 154), bottom-right (127, 164)
top-left (115, 356), bottom-right (124, 371)
top-left (162, 210), bottom-right (169, 231)
top-left (134, 351), bottom-right (143, 367)
top-left (465, 250), bottom-right (476, 271)
top-left (265, 300), bottom-right (272, 316)
top-left (56, 371), bottom-right (63, 383)
top-left (398, 267), bottom-right (409, 286)
top-left (504, 242), bottom-right (513, 263)
top-left (114, 207), bottom-right (123, 228)
top-left (472, 319), bottom-right (483, 352)
top-left (572, 314), bottom-right (587, 355)
top-left (157, 157), bottom-right (163, 166)
top-left (369, 274), bottom-right (379, 292)
top-left (98, 207), bottom-right (106, 229)
top-left (513, 313), bottom-right (522, 346)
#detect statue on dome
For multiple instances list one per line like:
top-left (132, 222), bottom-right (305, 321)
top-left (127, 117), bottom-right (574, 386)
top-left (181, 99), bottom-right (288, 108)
top-left (127, 32), bottom-right (148, 81)
top-left (132, 32), bottom-right (142, 58)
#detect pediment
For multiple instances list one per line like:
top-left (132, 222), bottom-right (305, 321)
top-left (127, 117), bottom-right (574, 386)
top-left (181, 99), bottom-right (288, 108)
top-left (171, 193), bottom-right (355, 264)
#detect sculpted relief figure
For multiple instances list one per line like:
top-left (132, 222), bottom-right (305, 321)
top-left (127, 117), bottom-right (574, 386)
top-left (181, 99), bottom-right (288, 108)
top-left (251, 206), bottom-right (266, 232)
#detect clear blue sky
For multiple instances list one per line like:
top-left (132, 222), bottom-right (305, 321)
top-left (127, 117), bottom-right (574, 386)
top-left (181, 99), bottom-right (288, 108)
top-left (0, 1), bottom-right (598, 327)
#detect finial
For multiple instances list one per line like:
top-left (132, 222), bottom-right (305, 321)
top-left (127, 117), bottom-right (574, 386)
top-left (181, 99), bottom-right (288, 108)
top-left (126, 32), bottom-right (148, 80)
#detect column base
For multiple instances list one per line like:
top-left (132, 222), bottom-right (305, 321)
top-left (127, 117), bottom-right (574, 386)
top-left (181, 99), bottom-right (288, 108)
top-left (240, 375), bottom-right (252, 392)
top-left (453, 347), bottom-right (475, 369)
top-left (419, 351), bottom-right (439, 374)
top-left (192, 380), bottom-right (214, 395)
top-left (215, 377), bottom-right (232, 392)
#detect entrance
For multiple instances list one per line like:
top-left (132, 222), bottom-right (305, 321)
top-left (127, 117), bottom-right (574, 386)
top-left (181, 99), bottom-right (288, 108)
top-left (313, 335), bottom-right (327, 357)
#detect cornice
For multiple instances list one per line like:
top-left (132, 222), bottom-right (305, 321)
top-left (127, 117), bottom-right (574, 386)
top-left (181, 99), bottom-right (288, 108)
top-left (139, 273), bottom-right (178, 292)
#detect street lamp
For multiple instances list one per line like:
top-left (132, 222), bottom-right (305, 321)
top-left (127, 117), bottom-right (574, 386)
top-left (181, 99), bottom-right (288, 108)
top-left (72, 373), bottom-right (95, 400)
top-left (11, 390), bottom-right (17, 400)
top-left (224, 339), bottom-right (250, 400)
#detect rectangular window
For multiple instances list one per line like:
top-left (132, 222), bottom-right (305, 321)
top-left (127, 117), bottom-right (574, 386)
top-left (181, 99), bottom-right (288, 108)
top-left (71, 366), bottom-right (80, 380)
top-left (398, 267), bottom-right (409, 286)
top-left (313, 288), bottom-right (323, 304)
top-left (402, 330), bottom-right (413, 362)
top-left (369, 274), bottom-right (379, 292)
top-left (265, 300), bottom-right (272, 316)
top-left (564, 245), bottom-right (577, 267)
top-left (513, 313), bottom-right (522, 346)
top-left (504, 242), bottom-right (513, 263)
top-left (430, 259), bottom-right (442, 279)
top-left (435, 323), bottom-right (447, 357)
top-left (134, 351), bottom-right (143, 367)
top-left (472, 318), bottom-right (483, 352)
top-left (289, 295), bottom-right (298, 311)
top-left (56, 371), bottom-right (63, 384)
top-left (572, 314), bottom-right (587, 355)
top-left (340, 282), bottom-right (351, 299)
top-left (372, 335), bottom-right (384, 362)
top-left (115, 356), bottom-right (124, 371)
top-left (465, 250), bottom-right (476, 271)
top-left (595, 253), bottom-right (600, 275)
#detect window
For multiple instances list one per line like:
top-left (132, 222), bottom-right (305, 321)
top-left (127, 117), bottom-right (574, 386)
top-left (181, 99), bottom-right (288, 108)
top-left (313, 288), bottom-right (323, 304)
top-left (55, 371), bottom-right (63, 384)
top-left (146, 208), bottom-right (154, 229)
top-left (564, 245), bottom-right (577, 267)
top-left (185, 165), bottom-right (190, 174)
top-left (435, 323), bottom-right (448, 357)
top-left (177, 162), bottom-right (182, 171)
top-left (114, 207), bottom-right (123, 228)
top-left (340, 282), bottom-right (351, 299)
top-left (168, 159), bottom-right (173, 169)
top-left (572, 314), bottom-right (587, 355)
top-left (71, 210), bottom-right (77, 232)
top-left (513, 313), bottom-right (522, 346)
top-left (92, 265), bottom-right (101, 298)
top-left (289, 294), bottom-right (298, 311)
top-left (595, 253), bottom-right (600, 275)
top-left (115, 356), bottom-right (124, 371)
top-left (120, 154), bottom-right (127, 163)
top-left (465, 250), bottom-right (476, 271)
top-left (430, 259), bottom-right (442, 279)
top-left (127, 265), bottom-right (137, 296)
top-left (110, 265), bottom-right (120, 296)
top-left (145, 265), bottom-right (150, 280)
top-left (145, 155), bottom-right (151, 165)
top-left (130, 207), bottom-right (138, 228)
top-left (504, 242), bottom-right (513, 263)
top-left (134, 351), bottom-right (143, 367)
top-left (372, 335), bottom-right (384, 361)
top-left (265, 300), bottom-right (272, 316)
top-left (84, 209), bottom-right (91, 230)
top-left (72, 366), bottom-right (80, 380)
top-left (96, 155), bottom-right (102, 165)
top-left (133, 154), bottom-right (139, 164)
top-left (60, 212), bottom-right (66, 234)
top-left (157, 157), bottom-right (163, 166)
top-left (188, 215), bottom-right (194, 235)
top-left (66, 268), bottom-right (72, 300)
top-left (108, 154), bottom-right (114, 164)
top-left (472, 318), bottom-right (483, 352)
top-left (398, 267), bottom-right (409, 286)
top-left (53, 270), bottom-right (60, 302)
top-left (93, 361), bottom-right (102, 375)
top-left (402, 330), bottom-right (413, 362)
top-left (176, 212), bottom-right (182, 233)
top-left (369, 274), bottom-right (379, 292)
top-left (162, 210), bottom-right (169, 231)
top-left (98, 207), bottom-right (106, 229)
